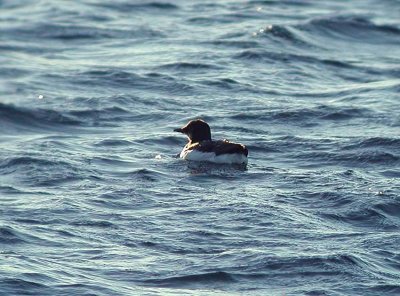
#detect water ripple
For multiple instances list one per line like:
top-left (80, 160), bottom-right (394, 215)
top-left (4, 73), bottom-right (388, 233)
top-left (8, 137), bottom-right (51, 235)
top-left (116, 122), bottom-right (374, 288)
top-left (1, 0), bottom-right (399, 295)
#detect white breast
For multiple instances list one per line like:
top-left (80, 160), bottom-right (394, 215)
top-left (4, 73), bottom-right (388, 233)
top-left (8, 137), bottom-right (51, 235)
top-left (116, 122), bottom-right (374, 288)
top-left (180, 149), bottom-right (248, 165)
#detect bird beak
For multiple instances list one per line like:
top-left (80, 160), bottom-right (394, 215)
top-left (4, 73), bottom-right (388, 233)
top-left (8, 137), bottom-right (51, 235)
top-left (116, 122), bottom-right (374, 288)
top-left (174, 128), bottom-right (183, 133)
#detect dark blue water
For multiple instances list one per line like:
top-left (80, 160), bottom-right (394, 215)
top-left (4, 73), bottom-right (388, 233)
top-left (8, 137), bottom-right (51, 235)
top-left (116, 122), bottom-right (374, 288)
top-left (1, 0), bottom-right (400, 295)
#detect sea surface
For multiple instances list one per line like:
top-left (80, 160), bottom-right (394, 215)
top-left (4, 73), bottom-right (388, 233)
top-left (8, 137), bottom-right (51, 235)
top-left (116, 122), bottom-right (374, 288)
top-left (1, 0), bottom-right (400, 295)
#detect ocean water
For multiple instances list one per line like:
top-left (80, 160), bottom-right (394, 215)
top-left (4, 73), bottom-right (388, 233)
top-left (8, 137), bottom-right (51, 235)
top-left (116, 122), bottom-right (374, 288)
top-left (1, 0), bottom-right (400, 295)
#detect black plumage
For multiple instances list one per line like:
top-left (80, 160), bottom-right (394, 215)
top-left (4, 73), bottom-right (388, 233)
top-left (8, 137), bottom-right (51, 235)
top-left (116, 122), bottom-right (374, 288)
top-left (174, 119), bottom-right (248, 156)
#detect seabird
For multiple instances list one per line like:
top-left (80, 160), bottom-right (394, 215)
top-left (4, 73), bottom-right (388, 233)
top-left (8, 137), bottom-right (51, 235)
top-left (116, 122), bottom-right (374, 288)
top-left (174, 119), bottom-right (248, 164)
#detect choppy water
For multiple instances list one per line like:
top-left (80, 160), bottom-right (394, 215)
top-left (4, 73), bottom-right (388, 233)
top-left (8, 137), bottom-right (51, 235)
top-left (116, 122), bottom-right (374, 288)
top-left (1, 0), bottom-right (400, 295)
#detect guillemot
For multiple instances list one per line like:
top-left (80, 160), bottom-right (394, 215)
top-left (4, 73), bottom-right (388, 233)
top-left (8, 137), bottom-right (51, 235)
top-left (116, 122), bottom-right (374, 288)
top-left (174, 119), bottom-right (248, 165)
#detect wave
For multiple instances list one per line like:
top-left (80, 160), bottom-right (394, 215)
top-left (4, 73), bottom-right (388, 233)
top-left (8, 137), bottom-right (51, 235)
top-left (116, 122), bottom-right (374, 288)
top-left (321, 200), bottom-right (400, 230)
top-left (0, 98), bottom-right (168, 132)
top-left (254, 24), bottom-right (315, 48)
top-left (303, 15), bottom-right (400, 43)
top-left (0, 226), bottom-right (27, 244)
top-left (343, 137), bottom-right (400, 150)
top-left (69, 106), bottom-right (130, 120)
top-left (74, 69), bottom-right (194, 94)
top-left (311, 15), bottom-right (397, 33)
top-left (0, 156), bottom-right (86, 186)
top-left (131, 168), bottom-right (166, 182)
top-left (134, 135), bottom-right (183, 147)
top-left (296, 151), bottom-right (399, 166)
top-left (93, 1), bottom-right (179, 12)
top-left (374, 201), bottom-right (400, 218)
top-left (144, 271), bottom-right (235, 287)
top-left (208, 39), bottom-right (260, 49)
top-left (246, 14), bottom-right (400, 73)
top-left (144, 253), bottom-right (367, 288)
top-left (369, 284), bottom-right (400, 294)
top-left (0, 225), bottom-right (58, 247)
top-left (71, 94), bottom-right (159, 108)
top-left (300, 190), bottom-right (352, 208)
top-left (0, 0), bottom-right (36, 9)
top-left (93, 139), bottom-right (133, 147)
top-left (380, 170), bottom-right (400, 178)
top-left (230, 105), bottom-right (371, 124)
top-left (234, 49), bottom-right (358, 70)
top-left (0, 103), bottom-right (80, 133)
top-left (0, 278), bottom-right (48, 294)
top-left (250, 14), bottom-right (400, 54)
top-left (248, 0), bottom-right (312, 7)
top-left (235, 47), bottom-right (400, 83)
top-left (5, 23), bottom-right (164, 41)
top-left (0, 156), bottom-right (70, 169)
top-left (157, 62), bottom-right (221, 71)
top-left (78, 70), bottom-right (144, 86)
top-left (69, 220), bottom-right (115, 228)
top-left (0, 67), bottom-right (30, 79)
top-left (336, 136), bottom-right (400, 168)
top-left (0, 185), bottom-right (25, 194)
top-left (97, 166), bottom-right (169, 182)
top-left (0, 185), bottom-right (52, 197)
top-left (187, 11), bottom-right (264, 25)
top-left (252, 253), bottom-right (364, 274)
